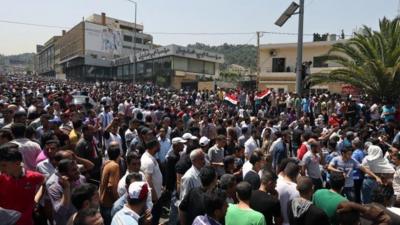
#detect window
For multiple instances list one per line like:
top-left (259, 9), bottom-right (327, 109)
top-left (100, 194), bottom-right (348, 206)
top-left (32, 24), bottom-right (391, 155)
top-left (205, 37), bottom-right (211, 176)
top-left (313, 56), bottom-right (328, 68)
top-left (188, 59), bottom-right (204, 73)
top-left (123, 45), bottom-right (132, 49)
top-left (124, 35), bottom-right (133, 42)
top-left (174, 57), bottom-right (188, 71)
top-left (272, 58), bottom-right (286, 72)
top-left (134, 38), bottom-right (142, 44)
top-left (123, 65), bottom-right (130, 76)
top-left (204, 62), bottom-right (215, 75)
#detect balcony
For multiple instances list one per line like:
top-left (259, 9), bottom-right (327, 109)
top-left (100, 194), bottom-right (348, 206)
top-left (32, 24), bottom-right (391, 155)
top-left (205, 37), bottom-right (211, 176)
top-left (260, 66), bottom-right (342, 77)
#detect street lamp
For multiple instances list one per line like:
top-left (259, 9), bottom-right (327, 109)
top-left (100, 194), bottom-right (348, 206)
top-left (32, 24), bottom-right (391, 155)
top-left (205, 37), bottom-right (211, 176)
top-left (126, 0), bottom-right (137, 85)
top-left (275, 0), bottom-right (304, 95)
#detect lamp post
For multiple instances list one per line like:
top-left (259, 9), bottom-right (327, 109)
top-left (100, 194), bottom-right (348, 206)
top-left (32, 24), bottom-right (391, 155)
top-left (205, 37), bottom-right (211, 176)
top-left (275, 1), bottom-right (304, 95)
top-left (126, 0), bottom-right (137, 85)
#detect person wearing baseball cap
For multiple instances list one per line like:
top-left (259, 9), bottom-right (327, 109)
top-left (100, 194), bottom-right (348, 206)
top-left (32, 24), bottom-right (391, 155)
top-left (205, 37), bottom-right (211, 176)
top-left (111, 181), bottom-right (150, 225)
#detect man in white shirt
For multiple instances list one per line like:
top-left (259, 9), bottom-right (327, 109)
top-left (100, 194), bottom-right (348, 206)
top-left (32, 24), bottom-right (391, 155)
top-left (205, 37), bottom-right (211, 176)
top-left (118, 152), bottom-right (146, 197)
top-left (10, 123), bottom-right (41, 170)
top-left (244, 129), bottom-right (259, 159)
top-left (276, 162), bottom-right (300, 225)
top-left (140, 139), bottom-right (163, 225)
top-left (125, 119), bottom-right (140, 150)
top-left (99, 105), bottom-right (113, 130)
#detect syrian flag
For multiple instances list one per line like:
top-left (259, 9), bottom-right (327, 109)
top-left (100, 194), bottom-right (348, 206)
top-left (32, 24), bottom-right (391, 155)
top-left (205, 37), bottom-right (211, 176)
top-left (254, 89), bottom-right (271, 101)
top-left (224, 93), bottom-right (238, 105)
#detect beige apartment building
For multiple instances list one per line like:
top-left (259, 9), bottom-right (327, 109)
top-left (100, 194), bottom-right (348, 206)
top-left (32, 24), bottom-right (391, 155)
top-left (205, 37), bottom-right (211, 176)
top-left (258, 39), bottom-right (345, 93)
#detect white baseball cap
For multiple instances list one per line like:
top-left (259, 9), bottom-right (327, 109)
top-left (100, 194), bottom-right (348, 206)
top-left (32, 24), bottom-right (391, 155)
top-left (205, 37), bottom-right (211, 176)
top-left (199, 136), bottom-right (210, 146)
top-left (182, 133), bottom-right (198, 140)
top-left (172, 137), bottom-right (187, 144)
top-left (128, 181), bottom-right (149, 201)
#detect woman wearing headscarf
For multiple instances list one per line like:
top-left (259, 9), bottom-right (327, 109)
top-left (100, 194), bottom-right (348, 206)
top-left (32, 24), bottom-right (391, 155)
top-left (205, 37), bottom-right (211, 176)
top-left (361, 145), bottom-right (395, 204)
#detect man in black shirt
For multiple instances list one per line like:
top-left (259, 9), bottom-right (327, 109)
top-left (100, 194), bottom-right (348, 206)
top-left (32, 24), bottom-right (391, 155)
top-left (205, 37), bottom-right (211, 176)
top-left (250, 169), bottom-right (282, 225)
top-left (244, 151), bottom-right (264, 190)
top-left (288, 176), bottom-right (329, 225)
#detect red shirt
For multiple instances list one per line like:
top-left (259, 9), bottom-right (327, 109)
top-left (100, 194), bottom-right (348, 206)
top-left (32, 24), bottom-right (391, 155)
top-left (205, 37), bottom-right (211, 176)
top-left (297, 143), bottom-right (308, 160)
top-left (0, 170), bottom-right (44, 225)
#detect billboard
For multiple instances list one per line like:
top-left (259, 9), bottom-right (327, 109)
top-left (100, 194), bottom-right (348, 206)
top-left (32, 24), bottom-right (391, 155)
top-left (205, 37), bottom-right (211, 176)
top-left (85, 22), bottom-right (123, 56)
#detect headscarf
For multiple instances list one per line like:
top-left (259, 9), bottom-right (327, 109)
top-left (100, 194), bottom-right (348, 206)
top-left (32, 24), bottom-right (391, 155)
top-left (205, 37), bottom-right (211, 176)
top-left (363, 145), bottom-right (395, 174)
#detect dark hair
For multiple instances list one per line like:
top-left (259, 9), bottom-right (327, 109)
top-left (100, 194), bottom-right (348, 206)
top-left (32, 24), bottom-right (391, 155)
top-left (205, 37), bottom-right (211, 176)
top-left (126, 151), bottom-right (140, 165)
top-left (11, 123), bottom-right (26, 138)
top-left (371, 185), bottom-right (394, 205)
top-left (236, 181), bottom-right (252, 201)
top-left (199, 166), bottom-right (217, 187)
top-left (81, 124), bottom-right (91, 134)
top-left (330, 172), bottom-right (345, 191)
top-left (71, 184), bottom-right (98, 210)
top-left (0, 129), bottom-right (13, 142)
top-left (145, 139), bottom-right (159, 149)
top-left (302, 132), bottom-right (313, 141)
top-left (73, 208), bottom-right (99, 225)
top-left (342, 146), bottom-right (353, 153)
top-left (249, 151), bottom-right (263, 165)
top-left (219, 174), bottom-right (236, 190)
top-left (108, 146), bottom-right (120, 160)
top-left (58, 159), bottom-right (74, 174)
top-left (24, 125), bottom-right (36, 139)
top-left (296, 176), bottom-right (313, 195)
top-left (223, 155), bottom-right (235, 169)
top-left (260, 169), bottom-right (278, 185)
top-left (72, 120), bottom-right (83, 130)
top-left (278, 158), bottom-right (297, 174)
top-left (284, 162), bottom-right (300, 180)
top-left (125, 172), bottom-right (143, 187)
top-left (0, 143), bottom-right (22, 162)
top-left (204, 189), bottom-right (227, 216)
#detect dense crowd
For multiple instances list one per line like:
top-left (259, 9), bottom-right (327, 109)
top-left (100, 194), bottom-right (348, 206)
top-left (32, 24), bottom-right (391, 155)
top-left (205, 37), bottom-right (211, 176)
top-left (1, 74), bottom-right (400, 225)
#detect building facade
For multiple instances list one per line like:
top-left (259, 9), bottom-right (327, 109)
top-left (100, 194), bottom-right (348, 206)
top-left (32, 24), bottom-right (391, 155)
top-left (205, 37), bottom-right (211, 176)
top-left (35, 12), bottom-right (224, 90)
top-left (258, 40), bottom-right (345, 93)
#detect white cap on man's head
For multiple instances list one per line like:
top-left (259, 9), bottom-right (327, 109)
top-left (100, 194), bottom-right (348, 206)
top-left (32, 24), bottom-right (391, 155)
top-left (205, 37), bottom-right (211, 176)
top-left (128, 181), bottom-right (149, 201)
top-left (182, 133), bottom-right (198, 140)
top-left (199, 136), bottom-right (210, 146)
top-left (172, 137), bottom-right (187, 144)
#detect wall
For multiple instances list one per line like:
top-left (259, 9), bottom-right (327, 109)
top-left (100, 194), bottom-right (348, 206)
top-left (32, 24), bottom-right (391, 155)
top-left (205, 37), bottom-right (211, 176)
top-left (59, 22), bottom-right (85, 61)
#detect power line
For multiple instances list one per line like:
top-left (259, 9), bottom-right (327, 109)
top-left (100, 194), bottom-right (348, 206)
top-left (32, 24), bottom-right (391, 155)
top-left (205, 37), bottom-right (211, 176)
top-left (0, 18), bottom-right (353, 37)
top-left (0, 19), bottom-right (69, 29)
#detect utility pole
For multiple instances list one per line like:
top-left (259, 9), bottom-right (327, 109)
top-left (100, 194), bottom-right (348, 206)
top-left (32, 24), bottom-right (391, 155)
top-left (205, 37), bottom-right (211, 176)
top-left (127, 0), bottom-right (138, 85)
top-left (256, 31), bottom-right (262, 90)
top-left (295, 0), bottom-right (305, 95)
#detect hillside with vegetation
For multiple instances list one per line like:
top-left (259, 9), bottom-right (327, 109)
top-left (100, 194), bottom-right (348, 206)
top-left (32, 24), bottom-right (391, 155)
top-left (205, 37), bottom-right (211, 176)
top-left (187, 43), bottom-right (257, 72)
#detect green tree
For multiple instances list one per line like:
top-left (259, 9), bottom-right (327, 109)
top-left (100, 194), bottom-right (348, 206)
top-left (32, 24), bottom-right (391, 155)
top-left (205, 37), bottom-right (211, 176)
top-left (309, 17), bottom-right (400, 101)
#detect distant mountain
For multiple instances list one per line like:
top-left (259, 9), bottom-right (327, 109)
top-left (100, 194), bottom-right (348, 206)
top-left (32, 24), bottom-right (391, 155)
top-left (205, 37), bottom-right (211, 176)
top-left (187, 43), bottom-right (257, 72)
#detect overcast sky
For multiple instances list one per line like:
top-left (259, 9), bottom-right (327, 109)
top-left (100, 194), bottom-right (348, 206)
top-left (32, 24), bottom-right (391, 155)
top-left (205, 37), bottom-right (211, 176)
top-left (0, 0), bottom-right (397, 55)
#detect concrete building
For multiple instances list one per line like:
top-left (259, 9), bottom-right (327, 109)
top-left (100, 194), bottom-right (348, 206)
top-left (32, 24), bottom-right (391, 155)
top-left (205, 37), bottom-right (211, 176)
top-left (114, 44), bottom-right (223, 90)
top-left (35, 36), bottom-right (60, 76)
top-left (35, 12), bottom-right (224, 90)
top-left (258, 39), bottom-right (345, 93)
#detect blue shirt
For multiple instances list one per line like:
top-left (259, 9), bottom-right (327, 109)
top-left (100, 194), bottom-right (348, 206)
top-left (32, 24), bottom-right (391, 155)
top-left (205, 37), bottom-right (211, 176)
top-left (329, 156), bottom-right (361, 187)
top-left (382, 105), bottom-right (396, 122)
top-left (272, 139), bottom-right (287, 170)
top-left (111, 194), bottom-right (127, 218)
top-left (111, 205), bottom-right (140, 225)
top-left (352, 149), bottom-right (365, 180)
top-left (156, 137), bottom-right (171, 163)
top-left (301, 98), bottom-right (310, 113)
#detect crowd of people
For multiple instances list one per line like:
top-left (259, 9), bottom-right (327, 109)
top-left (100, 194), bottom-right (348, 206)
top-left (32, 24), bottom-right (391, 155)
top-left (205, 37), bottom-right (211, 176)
top-left (1, 74), bottom-right (400, 225)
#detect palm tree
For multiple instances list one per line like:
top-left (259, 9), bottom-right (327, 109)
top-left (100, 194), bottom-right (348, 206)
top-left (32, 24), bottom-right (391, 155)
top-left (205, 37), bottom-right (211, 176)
top-left (308, 17), bottom-right (400, 102)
